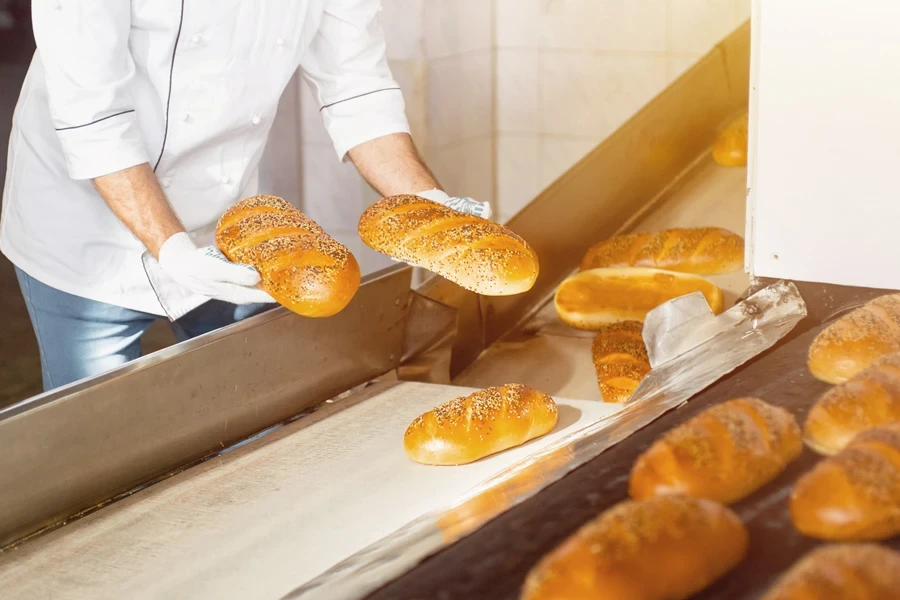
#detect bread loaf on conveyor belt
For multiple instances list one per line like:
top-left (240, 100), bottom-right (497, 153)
top-left (358, 195), bottom-right (539, 295)
top-left (761, 544), bottom-right (900, 600)
top-left (790, 424), bottom-right (900, 541)
top-left (579, 227), bottom-right (745, 275)
top-left (403, 384), bottom-right (558, 466)
top-left (807, 292), bottom-right (900, 384)
top-left (804, 352), bottom-right (900, 455)
top-left (591, 321), bottom-right (651, 403)
top-left (520, 494), bottom-right (748, 600)
top-left (712, 112), bottom-right (749, 167)
top-left (629, 397), bottom-right (803, 504)
top-left (553, 267), bottom-right (724, 330)
top-left (215, 195), bottom-right (360, 317)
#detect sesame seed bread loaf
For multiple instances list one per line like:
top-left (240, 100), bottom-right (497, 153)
top-left (215, 195), bottom-right (360, 317)
top-left (712, 113), bottom-right (749, 168)
top-left (591, 321), bottom-right (651, 403)
top-left (554, 267), bottom-right (725, 330)
top-left (807, 293), bottom-right (900, 384)
top-left (761, 544), bottom-right (900, 600)
top-left (403, 384), bottom-right (558, 466)
top-left (520, 494), bottom-right (748, 600)
top-left (358, 195), bottom-right (539, 296)
top-left (629, 398), bottom-right (803, 505)
top-left (790, 424), bottom-right (900, 541)
top-left (579, 227), bottom-right (745, 275)
top-left (803, 352), bottom-right (900, 456)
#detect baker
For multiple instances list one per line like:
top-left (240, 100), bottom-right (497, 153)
top-left (0, 1), bottom-right (490, 393)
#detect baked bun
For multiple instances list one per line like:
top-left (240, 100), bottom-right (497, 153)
top-left (520, 494), bottom-right (748, 600)
top-left (790, 424), bottom-right (900, 541)
top-left (591, 321), bottom-right (651, 403)
top-left (579, 227), bottom-right (744, 275)
top-left (712, 113), bottom-right (749, 167)
top-left (358, 195), bottom-right (539, 296)
top-left (554, 267), bottom-right (724, 330)
top-left (761, 544), bottom-right (900, 600)
top-left (630, 397), bottom-right (803, 504)
top-left (215, 195), bottom-right (360, 317)
top-left (404, 384), bottom-right (558, 466)
top-left (808, 293), bottom-right (900, 384)
top-left (803, 352), bottom-right (900, 455)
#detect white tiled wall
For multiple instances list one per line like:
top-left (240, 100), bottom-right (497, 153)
top-left (495, 0), bottom-right (751, 223)
top-left (262, 0), bottom-right (751, 272)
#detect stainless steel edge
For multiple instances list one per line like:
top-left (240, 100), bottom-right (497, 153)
top-left (0, 265), bottom-right (412, 548)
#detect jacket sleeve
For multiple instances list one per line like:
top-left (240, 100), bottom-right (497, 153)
top-left (300, 0), bottom-right (411, 162)
top-left (32, 1), bottom-right (149, 180)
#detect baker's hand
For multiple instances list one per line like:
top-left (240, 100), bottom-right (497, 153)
top-left (416, 189), bottom-right (493, 220)
top-left (157, 232), bottom-right (276, 305)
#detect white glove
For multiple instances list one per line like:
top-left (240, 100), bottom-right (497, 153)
top-left (157, 232), bottom-right (276, 305)
top-left (416, 189), bottom-right (493, 220)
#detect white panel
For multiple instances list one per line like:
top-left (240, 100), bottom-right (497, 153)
top-left (749, 0), bottom-right (900, 289)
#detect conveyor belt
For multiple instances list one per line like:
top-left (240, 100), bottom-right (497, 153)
top-left (365, 313), bottom-right (900, 600)
top-left (0, 382), bottom-right (619, 599)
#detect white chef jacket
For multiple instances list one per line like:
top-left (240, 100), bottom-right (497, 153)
top-left (0, 0), bottom-right (409, 315)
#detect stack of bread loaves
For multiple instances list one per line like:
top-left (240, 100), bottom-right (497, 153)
top-left (554, 227), bottom-right (745, 402)
top-left (520, 395), bottom-right (807, 599)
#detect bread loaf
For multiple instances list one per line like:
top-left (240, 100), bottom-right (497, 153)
top-left (215, 195), bottom-right (360, 317)
top-left (790, 424), bottom-right (900, 541)
top-left (404, 384), bottom-right (558, 466)
top-left (358, 195), bottom-right (539, 296)
top-left (761, 544), bottom-right (900, 600)
top-left (712, 113), bottom-right (749, 167)
top-left (579, 227), bottom-right (744, 275)
top-left (554, 267), bottom-right (724, 330)
top-left (520, 494), bottom-right (748, 600)
top-left (804, 352), bottom-right (900, 455)
top-left (808, 293), bottom-right (900, 384)
top-left (629, 397), bottom-right (803, 504)
top-left (592, 321), bottom-right (651, 403)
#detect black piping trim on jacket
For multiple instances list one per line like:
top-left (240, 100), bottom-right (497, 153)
top-left (55, 109), bottom-right (135, 132)
top-left (319, 87), bottom-right (401, 111)
top-left (153, 0), bottom-right (185, 172)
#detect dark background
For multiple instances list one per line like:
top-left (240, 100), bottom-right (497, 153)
top-left (0, 3), bottom-right (41, 406)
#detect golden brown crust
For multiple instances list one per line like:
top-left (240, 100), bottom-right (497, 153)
top-left (520, 494), bottom-right (748, 600)
top-left (554, 267), bottom-right (725, 330)
top-left (804, 352), bottom-right (900, 455)
top-left (629, 398), bottom-right (802, 504)
top-left (357, 195), bottom-right (539, 296)
top-left (712, 113), bottom-right (749, 168)
top-left (761, 544), bottom-right (900, 600)
top-left (215, 195), bottom-right (360, 317)
top-left (591, 321), bottom-right (651, 403)
top-left (790, 423), bottom-right (900, 541)
top-left (579, 227), bottom-right (745, 275)
top-left (808, 293), bottom-right (900, 384)
top-left (404, 384), bottom-right (558, 466)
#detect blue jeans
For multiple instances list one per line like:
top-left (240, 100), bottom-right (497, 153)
top-left (15, 267), bottom-right (275, 393)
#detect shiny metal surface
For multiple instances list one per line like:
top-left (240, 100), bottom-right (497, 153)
top-left (0, 266), bottom-right (412, 548)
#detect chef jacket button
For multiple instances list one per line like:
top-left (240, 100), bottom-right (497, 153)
top-left (181, 113), bottom-right (191, 123)
top-left (251, 115), bottom-right (261, 126)
top-left (221, 176), bottom-right (233, 186)
top-left (190, 34), bottom-right (203, 46)
top-left (276, 37), bottom-right (285, 48)
top-left (160, 178), bottom-right (172, 188)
